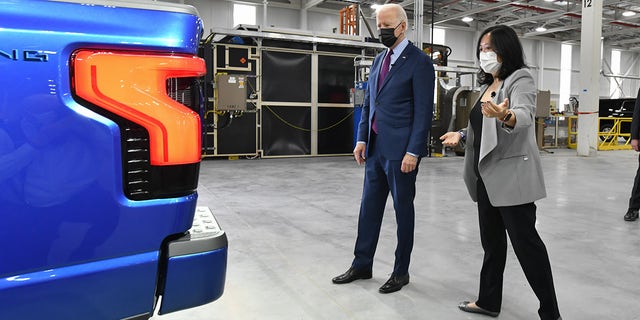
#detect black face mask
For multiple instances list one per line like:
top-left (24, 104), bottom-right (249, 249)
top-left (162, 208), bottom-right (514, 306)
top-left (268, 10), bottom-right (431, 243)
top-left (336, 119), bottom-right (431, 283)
top-left (379, 23), bottom-right (401, 47)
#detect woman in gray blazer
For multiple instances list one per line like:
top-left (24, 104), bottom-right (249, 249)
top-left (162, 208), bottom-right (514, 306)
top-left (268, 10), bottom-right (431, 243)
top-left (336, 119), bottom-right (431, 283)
top-left (440, 25), bottom-right (562, 320)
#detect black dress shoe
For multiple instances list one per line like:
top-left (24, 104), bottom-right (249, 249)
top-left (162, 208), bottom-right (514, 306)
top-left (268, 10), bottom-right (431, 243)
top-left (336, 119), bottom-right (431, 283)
top-left (332, 267), bottom-right (372, 284)
top-left (458, 301), bottom-right (499, 317)
top-left (378, 274), bottom-right (409, 293)
top-left (624, 208), bottom-right (639, 221)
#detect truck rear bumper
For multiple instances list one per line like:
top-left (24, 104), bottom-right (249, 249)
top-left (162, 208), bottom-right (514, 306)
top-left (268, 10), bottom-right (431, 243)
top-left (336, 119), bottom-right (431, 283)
top-left (159, 207), bottom-right (228, 315)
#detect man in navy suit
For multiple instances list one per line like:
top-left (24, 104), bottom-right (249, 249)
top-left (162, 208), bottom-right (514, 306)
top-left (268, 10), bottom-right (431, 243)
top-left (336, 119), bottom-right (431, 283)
top-left (332, 3), bottom-right (435, 294)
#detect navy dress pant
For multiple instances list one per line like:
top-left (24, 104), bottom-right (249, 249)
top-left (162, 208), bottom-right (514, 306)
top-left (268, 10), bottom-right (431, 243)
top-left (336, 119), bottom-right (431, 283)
top-left (352, 133), bottom-right (418, 276)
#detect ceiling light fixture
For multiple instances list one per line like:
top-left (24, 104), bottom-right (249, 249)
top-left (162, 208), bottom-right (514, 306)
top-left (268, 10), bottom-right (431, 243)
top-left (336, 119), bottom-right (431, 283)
top-left (462, 16), bottom-right (474, 22)
top-left (544, 0), bottom-right (555, 2)
top-left (536, 26), bottom-right (547, 32)
top-left (622, 11), bottom-right (636, 17)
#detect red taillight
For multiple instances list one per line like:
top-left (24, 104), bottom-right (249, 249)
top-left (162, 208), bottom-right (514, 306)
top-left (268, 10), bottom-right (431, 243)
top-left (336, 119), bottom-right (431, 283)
top-left (73, 50), bottom-right (205, 165)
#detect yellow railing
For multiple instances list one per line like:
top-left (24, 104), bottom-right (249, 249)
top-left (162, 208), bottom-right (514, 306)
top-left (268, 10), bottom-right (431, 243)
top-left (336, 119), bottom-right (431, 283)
top-left (567, 116), bottom-right (577, 149)
top-left (567, 116), bottom-right (632, 150)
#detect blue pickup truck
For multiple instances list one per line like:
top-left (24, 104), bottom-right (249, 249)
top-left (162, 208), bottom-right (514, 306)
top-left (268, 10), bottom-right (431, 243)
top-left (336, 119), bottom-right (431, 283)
top-left (0, 1), bottom-right (227, 319)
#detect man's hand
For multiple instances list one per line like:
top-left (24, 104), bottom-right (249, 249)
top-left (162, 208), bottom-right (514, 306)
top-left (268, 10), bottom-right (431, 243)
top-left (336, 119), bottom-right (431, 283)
top-left (353, 143), bottom-right (367, 165)
top-left (401, 153), bottom-right (418, 173)
top-left (632, 139), bottom-right (639, 152)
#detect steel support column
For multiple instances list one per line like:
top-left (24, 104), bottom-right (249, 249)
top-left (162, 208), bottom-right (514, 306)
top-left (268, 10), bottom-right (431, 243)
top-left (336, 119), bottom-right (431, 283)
top-left (414, 0), bottom-right (423, 49)
top-left (577, 0), bottom-right (602, 157)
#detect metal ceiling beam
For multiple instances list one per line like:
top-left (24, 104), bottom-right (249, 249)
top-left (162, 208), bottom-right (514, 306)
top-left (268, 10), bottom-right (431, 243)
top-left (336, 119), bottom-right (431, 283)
top-left (499, 0), bottom-right (620, 27)
top-left (502, 9), bottom-right (579, 27)
top-left (609, 38), bottom-right (640, 45)
top-left (303, 0), bottom-right (324, 10)
top-left (602, 25), bottom-right (640, 38)
top-left (432, 1), bottom-right (513, 25)
top-left (400, 0), bottom-right (415, 8)
top-left (523, 23), bottom-right (581, 37)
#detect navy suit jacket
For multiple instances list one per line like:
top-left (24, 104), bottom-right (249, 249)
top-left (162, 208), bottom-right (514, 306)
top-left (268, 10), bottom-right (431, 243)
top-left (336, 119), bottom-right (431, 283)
top-left (357, 43), bottom-right (435, 160)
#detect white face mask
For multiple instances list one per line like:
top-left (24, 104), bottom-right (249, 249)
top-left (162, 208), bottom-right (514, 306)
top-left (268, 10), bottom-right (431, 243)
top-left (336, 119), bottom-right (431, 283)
top-left (479, 51), bottom-right (502, 75)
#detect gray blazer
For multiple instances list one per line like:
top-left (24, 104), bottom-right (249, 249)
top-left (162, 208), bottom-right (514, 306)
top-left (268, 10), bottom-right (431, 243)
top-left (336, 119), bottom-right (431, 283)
top-left (461, 68), bottom-right (546, 207)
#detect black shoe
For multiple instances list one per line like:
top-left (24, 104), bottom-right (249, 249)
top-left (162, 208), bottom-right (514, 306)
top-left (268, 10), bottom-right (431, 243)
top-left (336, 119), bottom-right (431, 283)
top-left (378, 274), bottom-right (409, 294)
top-left (332, 267), bottom-right (372, 284)
top-left (458, 301), bottom-right (499, 317)
top-left (624, 208), bottom-right (639, 221)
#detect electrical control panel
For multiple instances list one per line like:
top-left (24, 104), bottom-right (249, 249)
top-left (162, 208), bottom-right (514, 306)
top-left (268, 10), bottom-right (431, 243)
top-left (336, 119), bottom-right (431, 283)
top-left (216, 74), bottom-right (247, 111)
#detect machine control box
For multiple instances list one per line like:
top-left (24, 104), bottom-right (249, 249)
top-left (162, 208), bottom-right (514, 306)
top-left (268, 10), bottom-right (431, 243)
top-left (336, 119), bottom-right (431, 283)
top-left (216, 74), bottom-right (247, 111)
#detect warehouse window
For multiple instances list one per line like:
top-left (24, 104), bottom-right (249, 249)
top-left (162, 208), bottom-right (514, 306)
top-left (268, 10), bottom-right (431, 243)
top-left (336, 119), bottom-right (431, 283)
top-left (609, 49), bottom-right (621, 98)
top-left (432, 28), bottom-right (445, 45)
top-left (234, 3), bottom-right (256, 26)
top-left (430, 28), bottom-right (445, 107)
top-left (559, 44), bottom-right (572, 111)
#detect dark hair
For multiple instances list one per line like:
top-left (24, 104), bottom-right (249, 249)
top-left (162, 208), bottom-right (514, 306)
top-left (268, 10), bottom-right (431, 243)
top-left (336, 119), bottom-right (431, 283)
top-left (476, 25), bottom-right (527, 85)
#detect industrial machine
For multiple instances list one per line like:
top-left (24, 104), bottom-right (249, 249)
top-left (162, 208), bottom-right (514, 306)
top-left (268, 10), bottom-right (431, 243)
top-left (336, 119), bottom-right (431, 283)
top-left (427, 44), bottom-right (479, 156)
top-left (201, 25), bottom-right (382, 158)
top-left (352, 56), bottom-right (373, 146)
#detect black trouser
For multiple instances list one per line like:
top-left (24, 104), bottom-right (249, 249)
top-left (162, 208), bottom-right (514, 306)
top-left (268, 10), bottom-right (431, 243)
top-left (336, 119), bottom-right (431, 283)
top-left (628, 153), bottom-right (640, 209)
top-left (475, 179), bottom-right (561, 320)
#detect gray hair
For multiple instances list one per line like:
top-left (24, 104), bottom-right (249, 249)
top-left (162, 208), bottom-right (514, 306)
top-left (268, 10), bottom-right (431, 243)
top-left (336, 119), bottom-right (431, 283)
top-left (377, 3), bottom-right (408, 25)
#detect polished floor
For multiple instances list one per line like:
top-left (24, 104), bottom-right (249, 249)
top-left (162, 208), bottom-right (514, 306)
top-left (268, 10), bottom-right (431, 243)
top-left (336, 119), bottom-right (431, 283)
top-left (153, 148), bottom-right (640, 320)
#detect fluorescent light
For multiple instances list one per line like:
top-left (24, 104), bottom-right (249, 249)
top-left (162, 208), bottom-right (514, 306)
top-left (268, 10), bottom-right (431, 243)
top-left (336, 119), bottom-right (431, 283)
top-left (371, 4), bottom-right (381, 10)
top-left (462, 16), bottom-right (474, 22)
top-left (544, 0), bottom-right (555, 2)
top-left (536, 26), bottom-right (547, 32)
top-left (622, 11), bottom-right (636, 17)
top-left (554, 1), bottom-right (568, 5)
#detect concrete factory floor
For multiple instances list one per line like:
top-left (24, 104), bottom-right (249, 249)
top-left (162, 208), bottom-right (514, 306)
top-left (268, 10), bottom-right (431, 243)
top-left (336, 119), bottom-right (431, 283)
top-left (153, 148), bottom-right (640, 320)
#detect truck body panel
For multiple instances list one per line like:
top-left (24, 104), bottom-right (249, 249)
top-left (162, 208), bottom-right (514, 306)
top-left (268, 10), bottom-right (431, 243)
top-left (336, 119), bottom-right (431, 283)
top-left (0, 1), bottom-right (226, 318)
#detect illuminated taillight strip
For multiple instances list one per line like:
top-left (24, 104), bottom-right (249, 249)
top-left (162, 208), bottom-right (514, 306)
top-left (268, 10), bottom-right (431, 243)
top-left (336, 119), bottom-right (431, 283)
top-left (73, 51), bottom-right (205, 165)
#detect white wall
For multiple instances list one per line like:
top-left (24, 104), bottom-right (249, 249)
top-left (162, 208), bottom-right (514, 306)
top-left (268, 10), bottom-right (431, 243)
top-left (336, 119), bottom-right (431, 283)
top-left (182, 0), bottom-right (231, 30)
top-left (537, 41), bottom-right (563, 98)
top-left (442, 29), bottom-right (476, 67)
top-left (307, 11), bottom-right (340, 34)
top-left (570, 44), bottom-right (582, 101)
top-left (263, 6), bottom-right (298, 29)
top-left (616, 51), bottom-right (640, 98)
